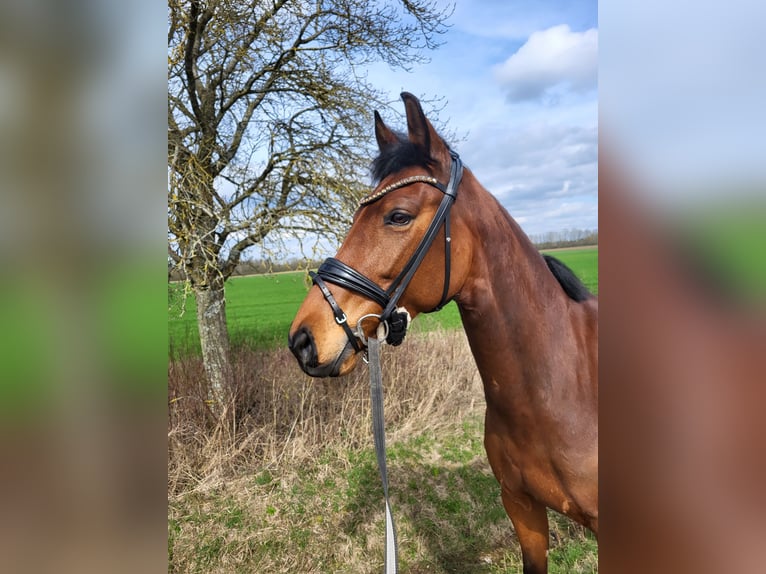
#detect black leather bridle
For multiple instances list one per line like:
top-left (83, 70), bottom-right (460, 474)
top-left (310, 150), bottom-right (464, 352)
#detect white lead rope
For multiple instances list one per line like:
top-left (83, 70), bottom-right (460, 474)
top-left (367, 333), bottom-right (398, 574)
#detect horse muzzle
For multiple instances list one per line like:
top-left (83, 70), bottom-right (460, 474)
top-left (288, 326), bottom-right (354, 377)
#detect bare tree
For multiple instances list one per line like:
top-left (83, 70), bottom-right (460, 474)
top-left (168, 0), bottom-right (451, 403)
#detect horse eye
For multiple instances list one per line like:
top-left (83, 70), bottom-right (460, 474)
top-left (386, 211), bottom-right (413, 226)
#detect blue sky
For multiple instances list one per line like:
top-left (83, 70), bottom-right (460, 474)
top-left (262, 0), bottom-right (599, 260)
top-left (363, 0), bottom-right (599, 239)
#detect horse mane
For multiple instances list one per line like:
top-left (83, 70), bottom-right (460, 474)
top-left (371, 132), bottom-right (439, 184)
top-left (542, 254), bottom-right (593, 302)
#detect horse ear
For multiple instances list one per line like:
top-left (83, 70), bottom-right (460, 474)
top-left (401, 92), bottom-right (448, 161)
top-left (374, 110), bottom-right (399, 151)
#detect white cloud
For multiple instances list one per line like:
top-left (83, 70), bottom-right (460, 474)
top-left (493, 25), bottom-right (598, 102)
top-left (458, 119), bottom-right (598, 236)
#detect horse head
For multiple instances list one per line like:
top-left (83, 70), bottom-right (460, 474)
top-left (288, 92), bottom-right (473, 376)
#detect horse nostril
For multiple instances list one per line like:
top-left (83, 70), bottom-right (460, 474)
top-left (288, 327), bottom-right (318, 368)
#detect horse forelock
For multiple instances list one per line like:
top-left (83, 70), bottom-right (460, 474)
top-left (371, 131), bottom-right (453, 184)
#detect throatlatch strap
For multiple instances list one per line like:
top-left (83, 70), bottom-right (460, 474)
top-left (433, 215), bottom-right (452, 312)
top-left (368, 335), bottom-right (398, 574)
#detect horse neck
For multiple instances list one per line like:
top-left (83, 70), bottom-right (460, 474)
top-left (454, 174), bottom-right (571, 371)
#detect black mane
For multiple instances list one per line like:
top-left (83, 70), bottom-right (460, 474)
top-left (543, 255), bottom-right (593, 302)
top-left (371, 132), bottom-right (438, 184)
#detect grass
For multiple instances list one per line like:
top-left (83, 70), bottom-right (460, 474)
top-left (168, 272), bottom-right (311, 357)
top-left (168, 331), bottom-right (597, 573)
top-left (168, 246), bottom-right (598, 357)
top-left (169, 418), bottom-right (596, 573)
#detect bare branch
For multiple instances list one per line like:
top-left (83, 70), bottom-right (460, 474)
top-left (168, 0), bottom-right (452, 285)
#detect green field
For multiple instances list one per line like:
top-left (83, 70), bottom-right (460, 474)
top-left (168, 246), bottom-right (598, 356)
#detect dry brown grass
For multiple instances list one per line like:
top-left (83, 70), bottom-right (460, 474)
top-left (168, 330), bottom-right (597, 573)
top-left (168, 330), bottom-right (483, 496)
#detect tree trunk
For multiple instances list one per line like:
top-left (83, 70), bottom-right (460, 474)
top-left (194, 283), bottom-right (233, 410)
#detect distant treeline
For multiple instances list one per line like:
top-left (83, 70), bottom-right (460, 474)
top-left (529, 229), bottom-right (598, 251)
top-left (229, 258), bottom-right (319, 276)
top-left (168, 229), bottom-right (597, 281)
top-left (168, 258), bottom-right (317, 281)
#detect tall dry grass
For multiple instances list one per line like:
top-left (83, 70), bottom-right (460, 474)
top-left (169, 330), bottom-right (598, 573)
top-left (168, 330), bottom-right (483, 496)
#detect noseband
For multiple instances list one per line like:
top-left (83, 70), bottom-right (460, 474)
top-left (310, 150), bottom-right (464, 351)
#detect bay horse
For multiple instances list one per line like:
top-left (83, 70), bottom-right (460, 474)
top-left (288, 92), bottom-right (598, 573)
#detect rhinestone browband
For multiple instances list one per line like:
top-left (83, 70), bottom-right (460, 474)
top-left (359, 175), bottom-right (441, 206)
